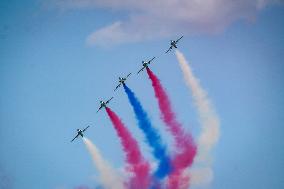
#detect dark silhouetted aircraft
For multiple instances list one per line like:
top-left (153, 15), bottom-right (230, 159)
top-left (165, 36), bottom-right (183, 53)
top-left (114, 73), bottom-right (131, 91)
top-left (97, 97), bottom-right (113, 113)
top-left (137, 57), bottom-right (155, 74)
top-left (71, 126), bottom-right (90, 142)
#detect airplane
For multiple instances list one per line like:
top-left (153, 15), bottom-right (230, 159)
top-left (71, 126), bottom-right (90, 142)
top-left (165, 36), bottom-right (183, 53)
top-left (114, 73), bottom-right (131, 91)
top-left (137, 57), bottom-right (156, 74)
top-left (96, 97), bottom-right (113, 113)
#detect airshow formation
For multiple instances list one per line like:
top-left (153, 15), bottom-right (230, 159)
top-left (71, 36), bottom-right (220, 189)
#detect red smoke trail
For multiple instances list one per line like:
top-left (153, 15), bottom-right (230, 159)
top-left (146, 68), bottom-right (197, 189)
top-left (105, 107), bottom-right (151, 189)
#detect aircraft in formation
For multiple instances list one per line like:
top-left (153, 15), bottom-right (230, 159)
top-left (71, 126), bottom-right (90, 142)
top-left (165, 36), bottom-right (183, 53)
top-left (71, 36), bottom-right (183, 142)
top-left (97, 97), bottom-right (114, 113)
top-left (114, 73), bottom-right (132, 91)
top-left (137, 57), bottom-right (156, 74)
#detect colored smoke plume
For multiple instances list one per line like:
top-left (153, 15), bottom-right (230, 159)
top-left (123, 84), bottom-right (172, 179)
top-left (106, 107), bottom-right (151, 189)
top-left (146, 67), bottom-right (196, 189)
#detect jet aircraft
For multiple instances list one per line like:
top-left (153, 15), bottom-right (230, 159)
top-left (137, 57), bottom-right (155, 74)
top-left (114, 73), bottom-right (131, 91)
top-left (71, 126), bottom-right (90, 142)
top-left (97, 97), bottom-right (113, 113)
top-left (165, 36), bottom-right (183, 53)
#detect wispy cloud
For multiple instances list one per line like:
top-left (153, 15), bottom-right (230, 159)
top-left (54, 0), bottom-right (282, 46)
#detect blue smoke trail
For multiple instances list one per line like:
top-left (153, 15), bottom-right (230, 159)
top-left (123, 84), bottom-right (172, 179)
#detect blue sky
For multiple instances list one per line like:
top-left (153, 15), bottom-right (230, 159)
top-left (0, 1), bottom-right (284, 189)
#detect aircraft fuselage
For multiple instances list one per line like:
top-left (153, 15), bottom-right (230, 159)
top-left (78, 130), bottom-right (83, 137)
top-left (171, 41), bottom-right (177, 48)
top-left (119, 78), bottom-right (126, 84)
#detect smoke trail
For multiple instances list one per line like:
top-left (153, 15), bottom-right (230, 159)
top-left (175, 50), bottom-right (220, 186)
top-left (105, 107), bottom-right (151, 189)
top-left (123, 84), bottom-right (172, 179)
top-left (83, 137), bottom-right (125, 189)
top-left (146, 67), bottom-right (197, 189)
top-left (189, 167), bottom-right (213, 186)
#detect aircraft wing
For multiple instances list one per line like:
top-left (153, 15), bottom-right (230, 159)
top-left (126, 73), bottom-right (132, 78)
top-left (165, 46), bottom-right (172, 53)
top-left (71, 133), bottom-right (79, 142)
top-left (137, 67), bottom-right (145, 74)
top-left (149, 57), bottom-right (155, 63)
top-left (114, 83), bottom-right (121, 91)
top-left (96, 105), bottom-right (103, 113)
top-left (83, 126), bottom-right (90, 132)
top-left (176, 36), bottom-right (183, 43)
top-left (106, 97), bottom-right (113, 104)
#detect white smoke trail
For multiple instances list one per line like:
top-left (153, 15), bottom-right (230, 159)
top-left (83, 137), bottom-right (125, 189)
top-left (175, 50), bottom-right (220, 186)
top-left (189, 167), bottom-right (213, 186)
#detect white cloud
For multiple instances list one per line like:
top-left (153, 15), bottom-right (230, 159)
top-left (55, 0), bottom-right (282, 46)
